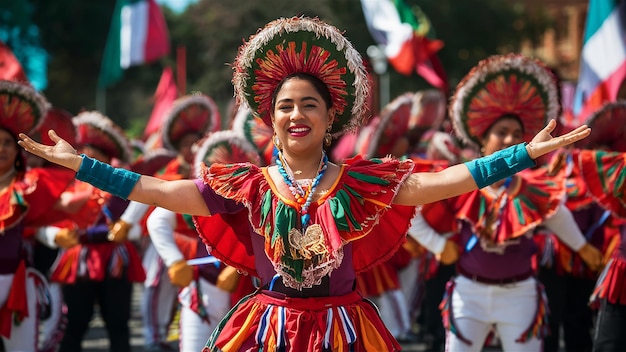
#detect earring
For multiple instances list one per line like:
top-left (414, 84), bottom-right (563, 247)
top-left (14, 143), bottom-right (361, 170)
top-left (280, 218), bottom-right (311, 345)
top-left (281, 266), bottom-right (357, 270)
top-left (324, 126), bottom-right (332, 147)
top-left (273, 134), bottom-right (282, 150)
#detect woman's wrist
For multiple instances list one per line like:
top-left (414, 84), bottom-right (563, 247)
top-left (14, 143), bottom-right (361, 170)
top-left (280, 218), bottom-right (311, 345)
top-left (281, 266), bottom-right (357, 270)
top-left (75, 155), bottom-right (141, 199)
top-left (72, 154), bottom-right (84, 171)
top-left (465, 143), bottom-right (535, 189)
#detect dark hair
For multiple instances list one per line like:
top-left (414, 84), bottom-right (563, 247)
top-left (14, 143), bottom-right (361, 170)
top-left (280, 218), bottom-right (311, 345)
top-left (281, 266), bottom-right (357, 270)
top-left (483, 114), bottom-right (525, 138)
top-left (271, 73), bottom-right (333, 111)
top-left (0, 126), bottom-right (25, 172)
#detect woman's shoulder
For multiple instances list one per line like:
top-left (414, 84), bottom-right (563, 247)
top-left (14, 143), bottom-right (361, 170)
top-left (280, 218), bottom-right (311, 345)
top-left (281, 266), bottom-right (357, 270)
top-left (205, 161), bottom-right (264, 178)
top-left (199, 161), bottom-right (269, 202)
top-left (342, 155), bottom-right (414, 174)
top-left (328, 156), bottom-right (414, 206)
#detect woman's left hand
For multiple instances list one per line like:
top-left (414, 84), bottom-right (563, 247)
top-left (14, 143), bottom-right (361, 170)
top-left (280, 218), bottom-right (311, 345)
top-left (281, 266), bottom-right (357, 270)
top-left (525, 119), bottom-right (590, 160)
top-left (18, 130), bottom-right (83, 171)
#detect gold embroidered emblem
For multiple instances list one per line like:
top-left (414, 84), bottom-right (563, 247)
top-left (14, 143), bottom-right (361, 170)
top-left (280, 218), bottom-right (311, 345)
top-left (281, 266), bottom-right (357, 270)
top-left (288, 224), bottom-right (327, 259)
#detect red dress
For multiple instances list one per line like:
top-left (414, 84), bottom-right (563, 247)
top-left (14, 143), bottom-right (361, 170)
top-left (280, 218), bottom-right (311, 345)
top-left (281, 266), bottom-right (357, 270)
top-left (193, 156), bottom-right (418, 351)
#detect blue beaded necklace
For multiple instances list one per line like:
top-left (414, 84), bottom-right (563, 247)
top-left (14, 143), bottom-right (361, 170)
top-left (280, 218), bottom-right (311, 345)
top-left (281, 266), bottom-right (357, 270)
top-left (276, 151), bottom-right (328, 230)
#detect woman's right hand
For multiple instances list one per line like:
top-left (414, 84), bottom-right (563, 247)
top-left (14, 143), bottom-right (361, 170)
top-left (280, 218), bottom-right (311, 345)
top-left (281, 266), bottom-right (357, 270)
top-left (577, 242), bottom-right (603, 271)
top-left (438, 240), bottom-right (460, 265)
top-left (18, 130), bottom-right (83, 171)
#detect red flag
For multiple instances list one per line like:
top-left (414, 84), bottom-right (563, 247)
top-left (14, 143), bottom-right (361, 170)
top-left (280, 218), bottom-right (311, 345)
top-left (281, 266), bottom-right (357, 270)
top-left (143, 66), bottom-right (177, 140)
top-left (0, 41), bottom-right (28, 84)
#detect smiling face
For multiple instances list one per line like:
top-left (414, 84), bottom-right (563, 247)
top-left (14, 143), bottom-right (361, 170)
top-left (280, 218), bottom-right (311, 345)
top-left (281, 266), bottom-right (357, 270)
top-left (480, 115), bottom-right (524, 156)
top-left (0, 128), bottom-right (19, 174)
top-left (271, 75), bottom-right (335, 157)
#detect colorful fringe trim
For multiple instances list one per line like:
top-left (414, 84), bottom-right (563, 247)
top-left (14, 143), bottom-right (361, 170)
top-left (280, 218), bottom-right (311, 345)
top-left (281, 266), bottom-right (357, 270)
top-left (178, 280), bottom-right (210, 324)
top-left (439, 279), bottom-right (473, 346)
top-left (516, 281), bottom-right (550, 343)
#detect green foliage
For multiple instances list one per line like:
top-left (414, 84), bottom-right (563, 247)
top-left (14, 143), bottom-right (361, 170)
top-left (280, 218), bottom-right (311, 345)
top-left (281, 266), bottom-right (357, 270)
top-left (23, 0), bottom-right (553, 135)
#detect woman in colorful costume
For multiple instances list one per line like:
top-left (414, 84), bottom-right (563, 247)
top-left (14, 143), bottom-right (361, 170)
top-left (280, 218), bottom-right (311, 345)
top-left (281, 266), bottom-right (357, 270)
top-left (351, 92), bottom-right (418, 342)
top-left (19, 17), bottom-right (594, 351)
top-left (409, 54), bottom-right (604, 352)
top-left (534, 101), bottom-right (624, 352)
top-left (109, 93), bottom-right (222, 351)
top-left (29, 106), bottom-right (78, 352)
top-left (566, 101), bottom-right (626, 351)
top-left (0, 80), bottom-right (74, 351)
top-left (36, 111), bottom-right (145, 352)
top-left (407, 130), bottom-right (464, 351)
top-left (148, 130), bottom-right (261, 352)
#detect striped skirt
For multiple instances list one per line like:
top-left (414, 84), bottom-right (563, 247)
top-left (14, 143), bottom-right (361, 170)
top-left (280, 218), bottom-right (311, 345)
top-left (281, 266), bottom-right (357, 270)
top-left (204, 290), bottom-right (401, 351)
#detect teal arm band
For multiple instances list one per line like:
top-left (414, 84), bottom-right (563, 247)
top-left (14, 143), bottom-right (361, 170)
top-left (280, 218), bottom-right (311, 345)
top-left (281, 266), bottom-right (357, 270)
top-left (464, 143), bottom-right (535, 189)
top-left (75, 155), bottom-right (141, 199)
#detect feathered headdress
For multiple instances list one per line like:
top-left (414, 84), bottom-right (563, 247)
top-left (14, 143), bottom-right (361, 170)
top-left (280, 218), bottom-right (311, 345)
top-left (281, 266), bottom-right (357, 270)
top-left (450, 54), bottom-right (559, 149)
top-left (193, 130), bottom-right (263, 178)
top-left (364, 92), bottom-right (414, 158)
top-left (74, 111), bottom-right (132, 164)
top-left (231, 104), bottom-right (274, 165)
top-left (0, 80), bottom-right (49, 137)
top-left (232, 16), bottom-right (369, 135)
top-left (576, 101), bottom-right (626, 152)
top-left (162, 93), bottom-right (221, 151)
top-left (33, 107), bottom-right (76, 146)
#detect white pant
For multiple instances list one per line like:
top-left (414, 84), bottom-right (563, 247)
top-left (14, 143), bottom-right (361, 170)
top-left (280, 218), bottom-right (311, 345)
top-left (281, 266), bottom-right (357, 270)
top-left (0, 272), bottom-right (38, 352)
top-left (141, 243), bottom-right (178, 345)
top-left (39, 282), bottom-right (64, 351)
top-left (398, 257), bottom-right (421, 321)
top-left (370, 288), bottom-right (412, 338)
top-left (178, 278), bottom-right (231, 352)
top-left (445, 275), bottom-right (542, 352)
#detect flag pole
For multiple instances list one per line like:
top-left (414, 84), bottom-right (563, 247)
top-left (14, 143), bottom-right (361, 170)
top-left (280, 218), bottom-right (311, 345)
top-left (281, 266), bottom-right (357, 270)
top-left (96, 87), bottom-right (106, 113)
top-left (367, 44), bottom-right (389, 111)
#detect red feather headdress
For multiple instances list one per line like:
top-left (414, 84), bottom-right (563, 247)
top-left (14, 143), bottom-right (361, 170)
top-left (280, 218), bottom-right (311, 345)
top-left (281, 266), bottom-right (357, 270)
top-left (576, 100), bottom-right (626, 152)
top-left (193, 130), bottom-right (263, 178)
top-left (232, 16), bottom-right (369, 136)
top-left (161, 93), bottom-right (221, 151)
top-left (450, 54), bottom-right (559, 149)
top-left (0, 80), bottom-right (49, 137)
top-left (73, 111), bottom-right (132, 164)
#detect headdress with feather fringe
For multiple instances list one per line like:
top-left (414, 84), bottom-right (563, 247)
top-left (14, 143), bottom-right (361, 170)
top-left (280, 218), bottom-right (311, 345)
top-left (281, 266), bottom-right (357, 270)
top-left (33, 107), bottom-right (76, 146)
top-left (193, 130), bottom-right (263, 178)
top-left (73, 111), bottom-right (132, 164)
top-left (409, 89), bottom-right (446, 130)
top-left (425, 131), bottom-right (461, 164)
top-left (365, 92), bottom-right (414, 158)
top-left (162, 93), bottom-right (221, 151)
top-left (231, 104), bottom-right (274, 165)
top-left (0, 80), bottom-right (49, 137)
top-left (575, 100), bottom-right (626, 152)
top-left (450, 53), bottom-right (559, 149)
top-left (232, 16), bottom-right (369, 135)
top-left (131, 147), bottom-right (177, 175)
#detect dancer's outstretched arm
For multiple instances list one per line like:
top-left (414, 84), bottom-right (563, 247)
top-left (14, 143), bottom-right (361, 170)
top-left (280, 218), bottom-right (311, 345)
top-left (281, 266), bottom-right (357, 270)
top-left (395, 120), bottom-right (590, 206)
top-left (19, 130), bottom-right (211, 216)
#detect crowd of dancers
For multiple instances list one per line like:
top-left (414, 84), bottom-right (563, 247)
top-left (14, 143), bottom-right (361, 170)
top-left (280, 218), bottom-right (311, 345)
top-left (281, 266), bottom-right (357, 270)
top-left (2, 15), bottom-right (626, 352)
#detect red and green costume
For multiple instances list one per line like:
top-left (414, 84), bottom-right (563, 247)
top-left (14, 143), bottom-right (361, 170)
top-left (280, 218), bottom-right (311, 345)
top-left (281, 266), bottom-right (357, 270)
top-left (193, 157), bottom-right (418, 351)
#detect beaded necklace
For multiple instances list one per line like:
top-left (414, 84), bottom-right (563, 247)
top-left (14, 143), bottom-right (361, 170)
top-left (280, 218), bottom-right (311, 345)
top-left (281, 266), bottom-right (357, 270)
top-left (276, 151), bottom-right (328, 230)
